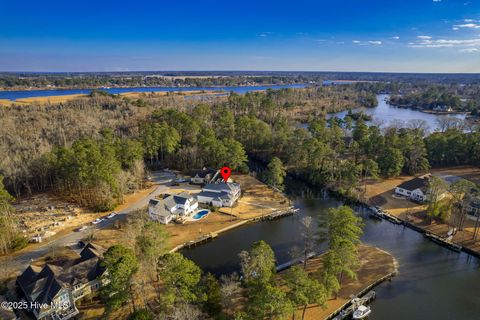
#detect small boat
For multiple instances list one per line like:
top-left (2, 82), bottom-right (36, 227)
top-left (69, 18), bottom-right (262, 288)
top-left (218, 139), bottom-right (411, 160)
top-left (352, 305), bottom-right (371, 319)
top-left (369, 206), bottom-right (384, 219)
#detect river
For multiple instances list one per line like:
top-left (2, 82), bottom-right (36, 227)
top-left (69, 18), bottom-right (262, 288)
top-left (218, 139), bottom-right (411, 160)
top-left (328, 94), bottom-right (468, 133)
top-left (0, 84), bottom-right (307, 101)
top-left (182, 178), bottom-right (480, 320)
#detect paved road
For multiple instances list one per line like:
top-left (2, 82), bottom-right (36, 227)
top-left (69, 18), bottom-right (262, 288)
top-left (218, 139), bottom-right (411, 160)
top-left (0, 171), bottom-right (176, 277)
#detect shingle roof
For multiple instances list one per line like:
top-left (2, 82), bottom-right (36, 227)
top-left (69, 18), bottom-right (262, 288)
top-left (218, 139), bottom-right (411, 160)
top-left (190, 168), bottom-right (217, 178)
top-left (198, 191), bottom-right (229, 199)
top-left (153, 192), bottom-right (195, 211)
top-left (397, 176), bottom-right (429, 192)
top-left (17, 242), bottom-right (105, 308)
top-left (203, 182), bottom-right (240, 193)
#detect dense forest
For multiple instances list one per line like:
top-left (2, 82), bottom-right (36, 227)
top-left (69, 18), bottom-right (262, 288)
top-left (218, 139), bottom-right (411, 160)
top-left (0, 85), bottom-right (479, 253)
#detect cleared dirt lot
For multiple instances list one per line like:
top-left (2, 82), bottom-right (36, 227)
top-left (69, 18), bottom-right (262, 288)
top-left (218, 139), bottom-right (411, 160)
top-left (11, 184), bottom-right (156, 246)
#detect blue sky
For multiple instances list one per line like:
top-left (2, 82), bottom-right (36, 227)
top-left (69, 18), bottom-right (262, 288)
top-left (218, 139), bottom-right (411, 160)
top-left (1, 0), bottom-right (479, 72)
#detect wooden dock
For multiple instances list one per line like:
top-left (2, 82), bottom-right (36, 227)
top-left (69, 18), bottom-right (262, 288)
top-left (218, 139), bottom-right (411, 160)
top-left (182, 232), bottom-right (218, 248)
top-left (276, 251), bottom-right (317, 272)
top-left (327, 268), bottom-right (397, 320)
top-left (368, 205), bottom-right (466, 254)
top-left (331, 291), bottom-right (377, 320)
top-left (424, 232), bottom-right (462, 252)
top-left (258, 206), bottom-right (299, 221)
top-left (369, 207), bottom-right (403, 225)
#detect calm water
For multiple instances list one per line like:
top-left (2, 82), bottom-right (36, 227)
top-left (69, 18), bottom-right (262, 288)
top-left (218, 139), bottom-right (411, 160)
top-left (328, 94), bottom-right (467, 132)
top-left (182, 179), bottom-right (480, 320)
top-left (0, 84), bottom-right (307, 100)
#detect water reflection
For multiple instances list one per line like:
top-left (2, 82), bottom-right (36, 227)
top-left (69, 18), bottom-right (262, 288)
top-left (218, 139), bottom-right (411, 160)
top-left (182, 178), bottom-right (480, 320)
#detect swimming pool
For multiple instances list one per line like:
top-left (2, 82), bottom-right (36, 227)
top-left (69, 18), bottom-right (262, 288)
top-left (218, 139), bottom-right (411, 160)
top-left (192, 210), bottom-right (210, 220)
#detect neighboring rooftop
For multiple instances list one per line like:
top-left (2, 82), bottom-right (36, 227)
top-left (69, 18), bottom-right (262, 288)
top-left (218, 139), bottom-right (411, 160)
top-left (396, 175), bottom-right (430, 192)
top-left (17, 243), bottom-right (105, 309)
top-left (190, 168), bottom-right (217, 178)
top-left (204, 182), bottom-right (240, 192)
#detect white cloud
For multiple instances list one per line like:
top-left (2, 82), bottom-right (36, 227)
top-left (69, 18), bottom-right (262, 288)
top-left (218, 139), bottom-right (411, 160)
top-left (409, 37), bottom-right (480, 48)
top-left (391, 36), bottom-right (400, 40)
top-left (452, 27), bottom-right (460, 30)
top-left (257, 32), bottom-right (273, 37)
top-left (464, 19), bottom-right (475, 22)
top-left (453, 23), bottom-right (480, 29)
top-left (459, 48), bottom-right (479, 53)
top-left (352, 40), bottom-right (382, 45)
top-left (417, 35), bottom-right (432, 39)
top-left (432, 0), bottom-right (441, 2)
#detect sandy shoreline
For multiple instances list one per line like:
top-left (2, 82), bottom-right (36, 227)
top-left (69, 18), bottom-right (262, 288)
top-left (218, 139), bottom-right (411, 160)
top-left (278, 244), bottom-right (397, 320)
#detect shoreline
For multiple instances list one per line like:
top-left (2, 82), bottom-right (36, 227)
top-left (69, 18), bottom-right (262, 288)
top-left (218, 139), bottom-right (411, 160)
top-left (0, 83), bottom-right (303, 92)
top-left (387, 102), bottom-right (469, 115)
top-left (282, 244), bottom-right (397, 320)
top-left (361, 166), bottom-right (480, 259)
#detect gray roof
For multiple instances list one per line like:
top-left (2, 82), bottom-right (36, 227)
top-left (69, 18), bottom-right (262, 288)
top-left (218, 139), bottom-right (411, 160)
top-left (203, 182), bottom-right (240, 193)
top-left (151, 192), bottom-right (196, 212)
top-left (17, 243), bottom-right (105, 308)
top-left (198, 191), bottom-right (232, 200)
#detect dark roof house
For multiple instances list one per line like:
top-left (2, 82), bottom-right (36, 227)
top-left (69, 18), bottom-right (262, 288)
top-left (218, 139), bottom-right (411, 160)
top-left (16, 243), bottom-right (106, 320)
top-left (396, 175), bottom-right (430, 192)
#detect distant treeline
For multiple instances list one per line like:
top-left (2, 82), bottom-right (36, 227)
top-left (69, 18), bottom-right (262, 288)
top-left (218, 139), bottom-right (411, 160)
top-left (0, 74), bottom-right (307, 90)
top-left (2, 71), bottom-right (480, 90)
top-left (355, 82), bottom-right (480, 113)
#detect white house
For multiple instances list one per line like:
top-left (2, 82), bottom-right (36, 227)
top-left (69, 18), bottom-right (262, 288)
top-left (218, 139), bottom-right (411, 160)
top-left (197, 182), bottom-right (241, 207)
top-left (148, 192), bottom-right (198, 224)
top-left (395, 174), bottom-right (441, 202)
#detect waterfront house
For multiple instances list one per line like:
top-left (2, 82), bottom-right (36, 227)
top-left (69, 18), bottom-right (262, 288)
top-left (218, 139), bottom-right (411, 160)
top-left (148, 192), bottom-right (198, 224)
top-left (190, 168), bottom-right (218, 185)
top-left (16, 243), bottom-right (106, 320)
top-left (394, 174), bottom-right (446, 202)
top-left (197, 182), bottom-right (241, 207)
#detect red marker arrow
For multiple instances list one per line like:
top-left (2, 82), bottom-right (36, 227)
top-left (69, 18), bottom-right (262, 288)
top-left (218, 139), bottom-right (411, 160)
top-left (220, 166), bottom-right (232, 182)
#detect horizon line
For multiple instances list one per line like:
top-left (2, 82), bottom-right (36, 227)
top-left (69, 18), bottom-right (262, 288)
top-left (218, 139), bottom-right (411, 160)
top-left (2, 70), bottom-right (480, 75)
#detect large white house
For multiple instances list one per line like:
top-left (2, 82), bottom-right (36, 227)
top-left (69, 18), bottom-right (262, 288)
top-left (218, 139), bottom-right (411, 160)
top-left (395, 174), bottom-right (443, 202)
top-left (148, 192), bottom-right (198, 224)
top-left (197, 182), bottom-right (241, 207)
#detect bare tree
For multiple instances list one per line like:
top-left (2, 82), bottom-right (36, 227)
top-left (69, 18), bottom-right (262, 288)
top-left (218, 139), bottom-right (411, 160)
top-left (171, 303), bottom-right (203, 320)
top-left (408, 119), bottom-right (430, 135)
top-left (220, 273), bottom-right (242, 314)
top-left (300, 216), bottom-right (317, 269)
